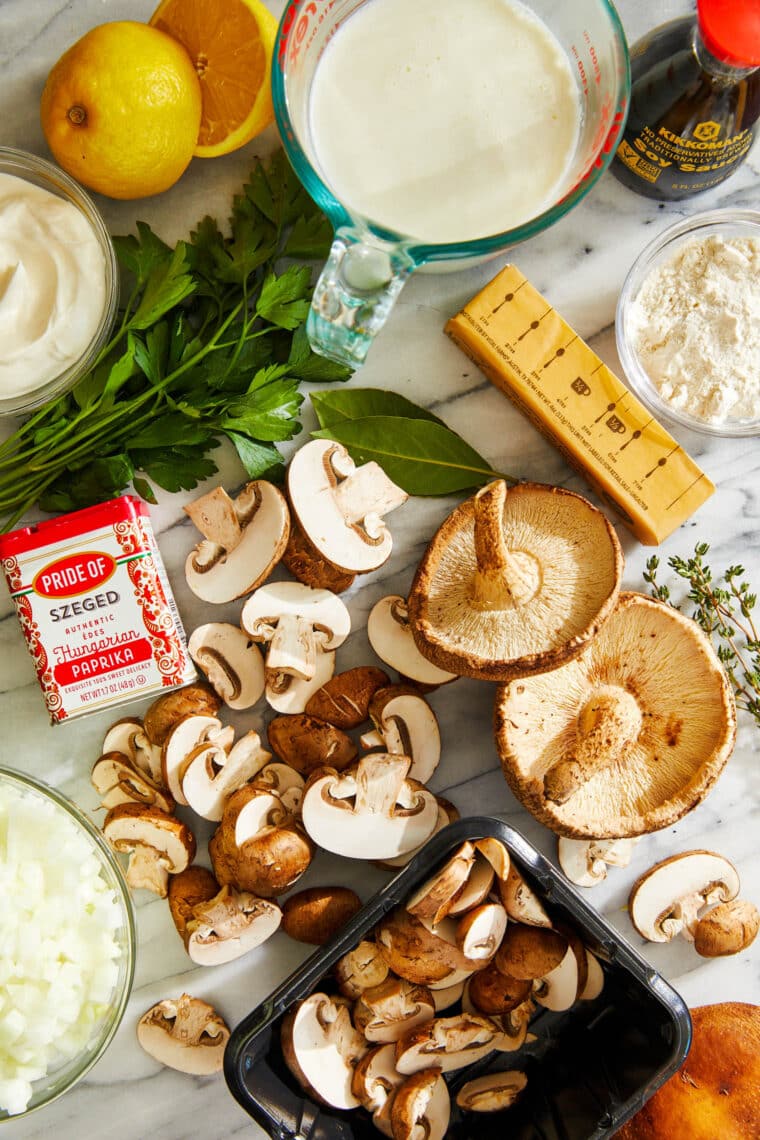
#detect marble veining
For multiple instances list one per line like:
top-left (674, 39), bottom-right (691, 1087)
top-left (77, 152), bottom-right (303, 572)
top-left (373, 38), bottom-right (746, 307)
top-left (2, 0), bottom-right (759, 1136)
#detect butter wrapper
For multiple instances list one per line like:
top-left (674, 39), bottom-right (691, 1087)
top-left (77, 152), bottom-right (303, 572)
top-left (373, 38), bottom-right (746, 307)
top-left (445, 265), bottom-right (714, 545)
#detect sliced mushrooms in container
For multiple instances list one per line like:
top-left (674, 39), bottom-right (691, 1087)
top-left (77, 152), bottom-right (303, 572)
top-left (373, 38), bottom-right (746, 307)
top-left (408, 480), bottom-right (623, 681)
top-left (495, 592), bottom-right (737, 838)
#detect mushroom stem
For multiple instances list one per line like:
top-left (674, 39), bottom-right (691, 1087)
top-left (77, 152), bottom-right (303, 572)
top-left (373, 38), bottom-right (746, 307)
top-left (266, 613), bottom-right (318, 680)
top-left (354, 753), bottom-right (410, 816)
top-left (544, 685), bottom-right (643, 804)
top-left (471, 482), bottom-right (540, 610)
top-left (333, 462), bottom-right (408, 529)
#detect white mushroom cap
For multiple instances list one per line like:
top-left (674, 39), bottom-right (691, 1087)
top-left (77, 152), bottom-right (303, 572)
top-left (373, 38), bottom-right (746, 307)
top-left (265, 649), bottom-right (337, 714)
top-left (287, 439), bottom-right (408, 574)
top-left (161, 714), bottom-right (229, 806)
top-left (137, 994), bottom-right (230, 1074)
top-left (368, 596), bottom-right (457, 686)
top-left (558, 837), bottom-right (640, 887)
top-left (300, 753), bottom-right (439, 861)
top-left (391, 1069), bottom-right (450, 1140)
top-left (629, 850), bottom-right (741, 943)
top-left (188, 623), bottom-right (265, 710)
top-left (180, 731), bottom-right (272, 821)
top-left (184, 481), bottom-right (290, 603)
top-left (394, 1014), bottom-right (504, 1075)
top-left (351, 1043), bottom-right (404, 1113)
top-left (354, 978), bottom-right (436, 1043)
top-left (186, 888), bottom-right (282, 965)
top-left (281, 993), bottom-right (368, 1110)
top-left (361, 686), bottom-right (441, 784)
top-left (456, 1070), bottom-right (527, 1113)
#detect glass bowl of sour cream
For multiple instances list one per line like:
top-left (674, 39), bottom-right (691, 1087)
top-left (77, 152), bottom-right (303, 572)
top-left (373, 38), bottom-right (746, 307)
top-left (0, 767), bottom-right (135, 1121)
top-left (0, 148), bottom-right (118, 416)
top-left (616, 210), bottom-right (760, 438)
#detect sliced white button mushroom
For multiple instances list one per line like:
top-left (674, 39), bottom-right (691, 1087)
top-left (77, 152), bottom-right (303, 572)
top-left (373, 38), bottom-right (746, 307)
top-left (368, 596), bottom-right (457, 687)
top-left (456, 1070), bottom-right (527, 1113)
top-left (188, 623), bottom-right (266, 710)
top-left (394, 1014), bottom-right (506, 1075)
top-left (361, 685), bottom-right (441, 784)
top-left (242, 581), bottom-right (350, 682)
top-left (185, 887), bottom-right (282, 965)
top-left (355, 978), bottom-right (436, 1044)
top-left (180, 730), bottom-right (272, 821)
top-left (336, 940), bottom-right (390, 1000)
top-left (137, 994), bottom-right (230, 1074)
top-left (281, 993), bottom-right (368, 1110)
top-left (91, 751), bottom-right (174, 814)
top-left (391, 1069), bottom-right (450, 1140)
top-left (406, 842), bottom-right (477, 926)
top-left (301, 753), bottom-right (439, 861)
top-left (184, 481), bottom-right (290, 603)
top-left (629, 850), bottom-right (741, 943)
top-left (287, 439), bottom-right (408, 574)
top-left (558, 836), bottom-right (640, 887)
top-left (456, 903), bottom-right (507, 961)
top-left (103, 804), bottom-right (195, 897)
top-left (161, 713), bottom-right (231, 806)
top-left (351, 1043), bottom-right (404, 1113)
top-left (498, 865), bottom-right (552, 929)
top-left (265, 649), bottom-right (337, 715)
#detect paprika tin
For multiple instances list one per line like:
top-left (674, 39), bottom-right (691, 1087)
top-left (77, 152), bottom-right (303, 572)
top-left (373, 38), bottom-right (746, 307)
top-left (0, 497), bottom-right (196, 724)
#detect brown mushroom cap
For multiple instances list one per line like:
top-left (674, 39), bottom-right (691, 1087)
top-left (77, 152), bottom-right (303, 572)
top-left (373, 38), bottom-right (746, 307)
top-left (615, 1003), bottom-right (760, 1139)
top-left (495, 592), bottom-right (737, 838)
top-left (408, 481), bottom-right (622, 681)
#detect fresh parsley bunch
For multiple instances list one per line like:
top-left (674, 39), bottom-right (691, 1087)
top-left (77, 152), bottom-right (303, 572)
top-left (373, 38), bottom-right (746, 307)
top-left (0, 152), bottom-right (350, 531)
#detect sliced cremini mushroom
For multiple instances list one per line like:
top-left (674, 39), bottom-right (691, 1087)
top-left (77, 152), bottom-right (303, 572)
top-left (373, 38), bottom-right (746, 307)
top-left (467, 997), bottom-right (534, 1051)
top-left (377, 907), bottom-right (470, 986)
top-left (137, 994), bottom-right (230, 1074)
top-left (161, 713), bottom-right (233, 806)
top-left (406, 842), bottom-right (477, 925)
top-left (408, 480), bottom-right (622, 681)
top-left (184, 481), bottom-right (290, 603)
top-left (532, 944), bottom-right (579, 1012)
top-left (361, 685), bottom-right (441, 785)
top-left (143, 683), bottom-right (222, 748)
top-left (496, 593), bottom-right (737, 838)
top-left (629, 851), bottom-right (741, 943)
top-left (498, 864), bottom-right (552, 928)
top-left (281, 993), bottom-right (368, 1109)
top-left (281, 886), bottom-right (362, 945)
top-left (456, 903), bottom-right (508, 962)
top-left (267, 713), bottom-right (357, 775)
top-left (210, 785), bottom-right (313, 898)
top-left (394, 1013), bottom-right (507, 1075)
top-left (265, 648), bottom-right (337, 715)
top-left (354, 978), bottom-right (436, 1044)
top-left (431, 979), bottom-right (466, 1012)
top-left (250, 763), bottom-right (306, 815)
top-left (558, 836), bottom-right (640, 887)
top-left (580, 949), bottom-right (605, 1000)
top-left (447, 857), bottom-right (496, 917)
top-left (693, 899), bottom-right (760, 958)
top-left (305, 666), bottom-right (391, 729)
top-left (102, 718), bottom-right (163, 785)
top-left (456, 1070), bottom-right (527, 1113)
top-left (187, 623), bottom-right (265, 710)
top-left (368, 596), bottom-right (457, 687)
top-left (495, 924), bottom-right (567, 981)
top-left (103, 803), bottom-right (195, 897)
top-left (168, 865), bottom-right (219, 941)
top-left (376, 797), bottom-right (459, 872)
top-left (241, 581), bottom-right (350, 682)
top-left (391, 1069), bottom-right (450, 1140)
top-left (180, 730), bottom-right (272, 821)
top-left (287, 439), bottom-right (408, 575)
top-left (91, 751), bottom-right (174, 813)
top-left (300, 753), bottom-right (439, 861)
top-left (465, 965), bottom-right (532, 1016)
top-left (168, 866), bottom-right (282, 964)
top-left (336, 940), bottom-right (390, 999)
top-left (281, 509), bottom-right (356, 593)
top-left (351, 1043), bottom-right (404, 1114)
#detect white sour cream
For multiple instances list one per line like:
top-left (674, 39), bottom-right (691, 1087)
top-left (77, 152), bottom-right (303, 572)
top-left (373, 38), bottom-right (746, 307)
top-left (0, 173), bottom-right (107, 398)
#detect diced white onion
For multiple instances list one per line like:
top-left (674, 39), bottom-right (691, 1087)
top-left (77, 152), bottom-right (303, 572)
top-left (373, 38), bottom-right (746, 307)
top-left (0, 783), bottom-right (123, 1116)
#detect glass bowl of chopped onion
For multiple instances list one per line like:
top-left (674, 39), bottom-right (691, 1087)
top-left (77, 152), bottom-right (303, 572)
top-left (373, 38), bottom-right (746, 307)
top-left (616, 209), bottom-right (760, 438)
top-left (0, 767), bottom-right (135, 1120)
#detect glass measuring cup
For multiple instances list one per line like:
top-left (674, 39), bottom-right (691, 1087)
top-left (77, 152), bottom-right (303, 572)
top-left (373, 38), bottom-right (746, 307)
top-left (273, 0), bottom-right (630, 367)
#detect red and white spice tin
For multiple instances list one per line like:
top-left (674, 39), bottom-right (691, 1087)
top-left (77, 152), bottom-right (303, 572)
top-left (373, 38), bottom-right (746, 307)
top-left (0, 496), bottom-right (196, 724)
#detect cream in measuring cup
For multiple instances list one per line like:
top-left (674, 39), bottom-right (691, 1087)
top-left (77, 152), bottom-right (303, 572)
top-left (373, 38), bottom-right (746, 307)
top-left (308, 0), bottom-right (582, 244)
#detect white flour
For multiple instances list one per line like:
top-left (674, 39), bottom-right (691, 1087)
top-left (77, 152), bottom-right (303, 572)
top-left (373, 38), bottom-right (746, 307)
top-left (628, 233), bottom-right (760, 424)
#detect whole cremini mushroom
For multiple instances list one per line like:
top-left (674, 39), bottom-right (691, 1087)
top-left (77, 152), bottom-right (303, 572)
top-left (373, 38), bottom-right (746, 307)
top-left (408, 480), bottom-right (622, 681)
top-left (693, 899), bottom-right (760, 958)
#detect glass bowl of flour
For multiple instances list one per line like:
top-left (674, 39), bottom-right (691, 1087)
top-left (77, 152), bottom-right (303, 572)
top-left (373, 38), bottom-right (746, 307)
top-left (616, 210), bottom-right (760, 437)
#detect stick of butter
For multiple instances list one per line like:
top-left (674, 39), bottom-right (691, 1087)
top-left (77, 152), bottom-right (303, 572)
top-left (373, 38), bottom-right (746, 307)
top-left (445, 264), bottom-right (714, 546)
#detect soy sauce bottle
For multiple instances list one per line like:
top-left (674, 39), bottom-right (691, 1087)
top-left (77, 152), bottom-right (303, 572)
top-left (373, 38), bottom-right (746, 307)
top-left (612, 0), bottom-right (760, 200)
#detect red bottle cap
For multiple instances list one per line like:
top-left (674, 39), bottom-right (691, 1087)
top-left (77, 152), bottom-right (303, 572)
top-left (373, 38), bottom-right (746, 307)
top-left (698, 0), bottom-right (760, 66)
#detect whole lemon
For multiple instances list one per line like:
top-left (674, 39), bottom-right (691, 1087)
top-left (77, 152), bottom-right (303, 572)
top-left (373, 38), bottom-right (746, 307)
top-left (40, 21), bottom-right (202, 200)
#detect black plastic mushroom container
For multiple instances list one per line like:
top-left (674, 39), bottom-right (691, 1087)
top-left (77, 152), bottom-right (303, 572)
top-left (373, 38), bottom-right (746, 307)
top-left (224, 817), bottom-right (691, 1140)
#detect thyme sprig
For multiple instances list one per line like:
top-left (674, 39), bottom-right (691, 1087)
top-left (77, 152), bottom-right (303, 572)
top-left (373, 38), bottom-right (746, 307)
top-left (644, 543), bottom-right (760, 727)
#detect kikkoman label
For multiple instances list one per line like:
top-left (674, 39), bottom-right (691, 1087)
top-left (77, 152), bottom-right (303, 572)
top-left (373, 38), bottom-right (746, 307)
top-left (0, 497), bottom-right (196, 724)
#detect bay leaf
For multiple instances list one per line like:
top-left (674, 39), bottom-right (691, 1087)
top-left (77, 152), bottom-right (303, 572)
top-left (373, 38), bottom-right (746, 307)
top-left (311, 388), bottom-right (446, 429)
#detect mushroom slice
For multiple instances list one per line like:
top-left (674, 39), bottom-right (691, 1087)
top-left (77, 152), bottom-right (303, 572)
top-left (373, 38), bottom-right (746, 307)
top-left (406, 842), bottom-right (477, 925)
top-left (267, 714), bottom-right (357, 775)
top-left (305, 666), bottom-right (391, 729)
top-left (694, 899), bottom-right (760, 958)
top-left (241, 581), bottom-right (350, 684)
top-left (408, 480), bottom-right (622, 681)
top-left (368, 596), bottom-right (458, 687)
top-left (281, 886), bottom-right (362, 945)
top-left (91, 751), bottom-right (174, 813)
top-left (265, 649), bottom-right (336, 715)
top-left (473, 838), bottom-right (511, 882)
top-left (391, 1069), bottom-right (450, 1140)
top-left (336, 940), bottom-right (390, 999)
top-left (377, 797), bottom-right (459, 872)
top-left (300, 754), bottom-right (439, 861)
top-left (161, 713), bottom-right (231, 806)
top-left (464, 967), bottom-right (532, 1017)
top-left (496, 592), bottom-right (737, 838)
top-left (355, 978), bottom-right (436, 1044)
top-left (281, 993), bottom-right (368, 1109)
top-left (377, 907), bottom-right (466, 986)
top-left (558, 836), bottom-right (640, 887)
top-left (447, 856), bottom-right (496, 916)
top-left (579, 949), bottom-right (605, 1000)
top-left (460, 992), bottom-right (534, 1051)
top-left (184, 481), bottom-right (290, 603)
top-left (394, 1014), bottom-right (505, 1075)
top-left (361, 686), bottom-right (441, 784)
top-left (281, 510), bottom-right (357, 593)
top-left (629, 851), bottom-right (741, 943)
top-left (142, 683), bottom-right (222, 748)
top-left (168, 865), bottom-right (220, 944)
top-left (352, 1043), bottom-right (404, 1113)
top-left (102, 718), bottom-right (163, 785)
top-left (210, 785), bottom-right (313, 898)
top-left (180, 730), bottom-right (272, 821)
top-left (498, 865), bottom-right (552, 929)
top-left (103, 804), bottom-right (195, 897)
top-left (456, 1070), bottom-right (527, 1113)
top-left (251, 763), bottom-right (306, 815)
top-left (186, 887), bottom-right (282, 965)
top-left (456, 903), bottom-right (508, 962)
top-left (187, 623), bottom-right (265, 710)
top-left (431, 979), bottom-right (466, 1012)
top-left (137, 994), bottom-right (230, 1075)
top-left (287, 438), bottom-right (408, 574)
top-left (495, 924), bottom-right (568, 981)
top-left (533, 945), bottom-right (579, 1012)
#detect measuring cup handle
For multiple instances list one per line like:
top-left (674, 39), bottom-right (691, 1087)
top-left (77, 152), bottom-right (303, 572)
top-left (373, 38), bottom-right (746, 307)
top-left (307, 227), bottom-right (415, 366)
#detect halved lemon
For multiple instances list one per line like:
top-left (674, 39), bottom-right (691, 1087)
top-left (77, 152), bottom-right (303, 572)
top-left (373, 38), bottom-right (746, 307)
top-left (150, 0), bottom-right (278, 158)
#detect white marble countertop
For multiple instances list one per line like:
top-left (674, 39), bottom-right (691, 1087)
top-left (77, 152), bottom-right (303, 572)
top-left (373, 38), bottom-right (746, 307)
top-left (2, 0), bottom-right (759, 1136)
